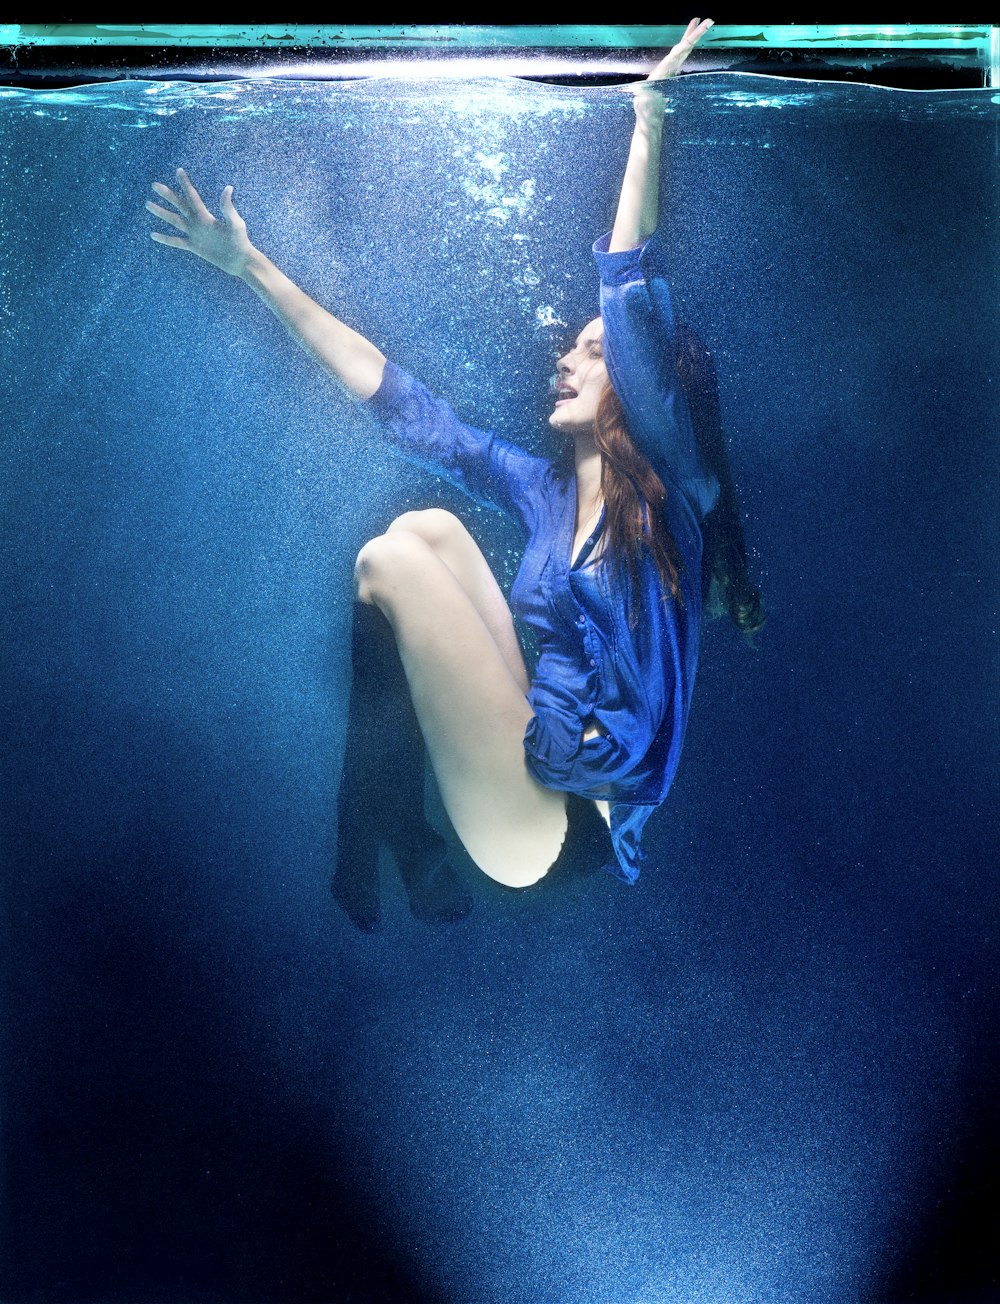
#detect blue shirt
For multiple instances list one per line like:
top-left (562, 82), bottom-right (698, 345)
top-left (365, 228), bottom-right (719, 884)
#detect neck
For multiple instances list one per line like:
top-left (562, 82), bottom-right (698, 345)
top-left (574, 429), bottom-right (603, 523)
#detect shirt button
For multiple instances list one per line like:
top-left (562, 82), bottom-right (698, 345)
top-left (577, 613), bottom-right (586, 626)
top-left (588, 657), bottom-right (596, 668)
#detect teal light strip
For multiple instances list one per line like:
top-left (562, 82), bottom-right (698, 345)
top-left (0, 23), bottom-right (994, 51)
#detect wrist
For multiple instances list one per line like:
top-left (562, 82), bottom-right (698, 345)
top-left (633, 88), bottom-right (667, 133)
top-left (238, 245), bottom-right (269, 286)
top-left (636, 104), bottom-right (665, 127)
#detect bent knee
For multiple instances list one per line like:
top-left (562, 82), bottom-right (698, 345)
top-left (387, 508), bottom-right (467, 553)
top-left (353, 530), bottom-right (428, 603)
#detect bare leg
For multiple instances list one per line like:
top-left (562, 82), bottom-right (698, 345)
top-left (390, 510), bottom-right (610, 832)
top-left (354, 526), bottom-right (568, 888)
top-left (386, 509), bottom-right (530, 694)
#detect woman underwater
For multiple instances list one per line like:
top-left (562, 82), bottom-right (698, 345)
top-left (147, 18), bottom-right (762, 930)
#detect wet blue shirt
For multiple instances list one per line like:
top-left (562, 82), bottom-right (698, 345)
top-left (366, 228), bottom-right (719, 883)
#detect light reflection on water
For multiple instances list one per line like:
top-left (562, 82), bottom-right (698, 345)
top-left (2, 72), bottom-right (998, 121)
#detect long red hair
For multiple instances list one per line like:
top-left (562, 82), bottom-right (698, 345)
top-left (591, 328), bottom-right (765, 640)
top-left (593, 378), bottom-right (682, 623)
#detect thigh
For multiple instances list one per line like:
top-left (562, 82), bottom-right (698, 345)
top-left (355, 530), bottom-right (567, 888)
top-left (387, 509), bottom-right (530, 695)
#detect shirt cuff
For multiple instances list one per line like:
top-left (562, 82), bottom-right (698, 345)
top-left (365, 357), bottom-right (407, 417)
top-left (592, 228), bottom-right (664, 287)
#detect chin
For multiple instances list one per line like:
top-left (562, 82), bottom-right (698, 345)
top-left (550, 415), bottom-right (591, 440)
top-left (550, 404), bottom-right (578, 426)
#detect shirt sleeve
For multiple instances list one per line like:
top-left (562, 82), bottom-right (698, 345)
top-left (594, 229), bottom-right (719, 520)
top-left (364, 359), bottom-right (549, 532)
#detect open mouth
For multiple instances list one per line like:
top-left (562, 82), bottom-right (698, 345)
top-left (555, 385), bottom-right (577, 403)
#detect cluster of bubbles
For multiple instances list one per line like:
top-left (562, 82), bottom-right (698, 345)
top-left (441, 86), bottom-right (590, 333)
top-left (456, 151), bottom-right (559, 324)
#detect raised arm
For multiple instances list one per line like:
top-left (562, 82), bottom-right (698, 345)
top-left (147, 168), bottom-right (385, 400)
top-left (609, 18), bottom-right (714, 253)
top-left (598, 20), bottom-right (719, 520)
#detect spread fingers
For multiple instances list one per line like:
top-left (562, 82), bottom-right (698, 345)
top-left (150, 180), bottom-right (192, 217)
top-left (174, 167), bottom-right (213, 219)
top-left (145, 199), bottom-right (187, 232)
top-left (149, 231), bottom-right (191, 250)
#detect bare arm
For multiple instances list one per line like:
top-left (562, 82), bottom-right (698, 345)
top-left (609, 17), bottom-right (714, 253)
top-left (147, 168), bottom-right (385, 400)
top-left (239, 249), bottom-right (385, 400)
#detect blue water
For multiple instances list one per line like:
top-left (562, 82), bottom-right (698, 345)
top-left (1, 75), bottom-right (997, 1302)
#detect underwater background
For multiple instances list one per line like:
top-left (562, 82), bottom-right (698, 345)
top-left (1, 74), bottom-right (998, 1301)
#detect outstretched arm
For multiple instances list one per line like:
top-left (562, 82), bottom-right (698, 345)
top-left (148, 168), bottom-right (548, 523)
top-left (147, 169), bottom-right (385, 400)
top-left (609, 17), bottom-right (714, 253)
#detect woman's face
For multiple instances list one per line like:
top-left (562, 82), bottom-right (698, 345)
top-left (549, 318), bottom-right (608, 436)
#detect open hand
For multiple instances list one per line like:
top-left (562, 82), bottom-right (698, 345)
top-left (648, 17), bottom-right (714, 82)
top-left (634, 18), bottom-right (714, 123)
top-left (146, 168), bottom-right (253, 277)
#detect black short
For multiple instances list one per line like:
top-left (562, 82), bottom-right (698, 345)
top-left (485, 792), bottom-right (615, 895)
top-left (544, 792), bottom-right (615, 885)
